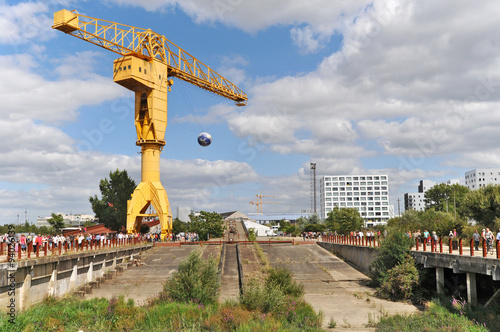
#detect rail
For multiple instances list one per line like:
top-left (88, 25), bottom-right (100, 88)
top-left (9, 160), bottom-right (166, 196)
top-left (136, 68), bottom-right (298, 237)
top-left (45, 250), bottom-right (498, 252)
top-left (321, 235), bottom-right (500, 259)
top-left (1, 237), bottom-right (150, 263)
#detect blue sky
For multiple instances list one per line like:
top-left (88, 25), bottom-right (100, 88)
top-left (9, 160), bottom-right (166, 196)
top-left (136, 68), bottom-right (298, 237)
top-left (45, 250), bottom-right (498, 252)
top-left (2, 0), bottom-right (500, 224)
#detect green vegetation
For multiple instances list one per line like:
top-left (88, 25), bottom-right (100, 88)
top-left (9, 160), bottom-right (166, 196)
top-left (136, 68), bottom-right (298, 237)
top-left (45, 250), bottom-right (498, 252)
top-left (463, 184), bottom-right (500, 229)
top-left (247, 227), bottom-right (257, 241)
top-left (424, 183), bottom-right (470, 218)
top-left (46, 213), bottom-right (66, 233)
top-left (377, 299), bottom-right (489, 331)
top-left (188, 211), bottom-right (225, 241)
top-left (371, 230), bottom-right (414, 286)
top-left (388, 209), bottom-right (466, 238)
top-left (172, 217), bottom-right (188, 234)
top-left (159, 249), bottom-right (219, 305)
top-left (240, 267), bottom-right (321, 331)
top-left (376, 255), bottom-right (419, 301)
top-left (89, 169), bottom-right (136, 232)
top-left (325, 206), bottom-right (364, 234)
top-left (266, 266), bottom-right (305, 298)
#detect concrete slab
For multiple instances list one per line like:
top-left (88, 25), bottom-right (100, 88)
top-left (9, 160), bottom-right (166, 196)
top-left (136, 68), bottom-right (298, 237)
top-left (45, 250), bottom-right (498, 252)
top-left (85, 246), bottom-right (198, 305)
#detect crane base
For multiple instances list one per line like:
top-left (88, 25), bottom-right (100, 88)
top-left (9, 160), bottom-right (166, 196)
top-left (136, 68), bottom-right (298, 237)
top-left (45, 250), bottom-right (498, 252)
top-left (126, 181), bottom-right (172, 240)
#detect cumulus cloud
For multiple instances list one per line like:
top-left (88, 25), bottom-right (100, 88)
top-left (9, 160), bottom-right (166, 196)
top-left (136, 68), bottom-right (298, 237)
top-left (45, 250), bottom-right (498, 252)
top-left (0, 1), bottom-right (55, 45)
top-left (0, 53), bottom-right (124, 124)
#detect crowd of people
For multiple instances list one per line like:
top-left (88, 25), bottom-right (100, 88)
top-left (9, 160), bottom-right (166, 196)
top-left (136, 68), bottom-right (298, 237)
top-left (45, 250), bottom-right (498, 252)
top-left (0, 231), bottom-right (144, 254)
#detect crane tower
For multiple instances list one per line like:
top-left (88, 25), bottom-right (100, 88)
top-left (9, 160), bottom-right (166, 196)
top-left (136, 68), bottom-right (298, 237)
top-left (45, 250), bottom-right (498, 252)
top-left (52, 10), bottom-right (247, 239)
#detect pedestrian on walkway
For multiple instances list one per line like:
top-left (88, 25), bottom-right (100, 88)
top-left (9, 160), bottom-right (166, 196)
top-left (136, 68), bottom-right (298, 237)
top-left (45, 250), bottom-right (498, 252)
top-left (473, 229), bottom-right (480, 251)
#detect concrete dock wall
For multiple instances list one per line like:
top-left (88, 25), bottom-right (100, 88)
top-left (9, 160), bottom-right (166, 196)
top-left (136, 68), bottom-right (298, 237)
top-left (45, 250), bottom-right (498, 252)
top-left (0, 244), bottom-right (152, 313)
top-left (318, 242), bottom-right (377, 275)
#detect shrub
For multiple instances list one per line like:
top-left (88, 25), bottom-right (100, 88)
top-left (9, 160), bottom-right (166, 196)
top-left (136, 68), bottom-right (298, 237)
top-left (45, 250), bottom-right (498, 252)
top-left (163, 249), bottom-right (219, 305)
top-left (248, 228), bottom-right (257, 241)
top-left (371, 229), bottom-right (413, 285)
top-left (266, 266), bottom-right (305, 298)
top-left (240, 278), bottom-right (286, 313)
top-left (376, 255), bottom-right (419, 301)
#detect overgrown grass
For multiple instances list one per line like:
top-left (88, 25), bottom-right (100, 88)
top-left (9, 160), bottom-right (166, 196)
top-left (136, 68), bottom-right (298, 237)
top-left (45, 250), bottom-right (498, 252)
top-left (376, 299), bottom-right (489, 331)
top-left (254, 242), bottom-right (270, 268)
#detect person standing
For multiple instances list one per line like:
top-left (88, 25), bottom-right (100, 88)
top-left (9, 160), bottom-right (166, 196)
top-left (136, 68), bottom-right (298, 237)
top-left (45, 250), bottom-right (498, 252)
top-left (36, 234), bottom-right (43, 253)
top-left (473, 229), bottom-right (480, 251)
top-left (20, 234), bottom-right (26, 253)
top-left (485, 228), bottom-right (494, 253)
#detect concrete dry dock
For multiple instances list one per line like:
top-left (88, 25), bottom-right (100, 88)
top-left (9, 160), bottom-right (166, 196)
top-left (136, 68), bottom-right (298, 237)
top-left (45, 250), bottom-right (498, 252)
top-left (85, 245), bottom-right (199, 305)
top-left (260, 243), bottom-right (418, 330)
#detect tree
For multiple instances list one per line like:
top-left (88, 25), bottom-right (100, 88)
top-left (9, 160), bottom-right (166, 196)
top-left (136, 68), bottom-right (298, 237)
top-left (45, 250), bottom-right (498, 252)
top-left (172, 217), bottom-right (188, 234)
top-left (47, 213), bottom-right (66, 233)
top-left (188, 211), bottom-right (224, 241)
top-left (325, 207), bottom-right (364, 234)
top-left (89, 169), bottom-right (136, 232)
top-left (307, 214), bottom-right (321, 224)
top-left (424, 183), bottom-right (470, 218)
top-left (388, 209), bottom-right (466, 237)
top-left (463, 184), bottom-right (500, 229)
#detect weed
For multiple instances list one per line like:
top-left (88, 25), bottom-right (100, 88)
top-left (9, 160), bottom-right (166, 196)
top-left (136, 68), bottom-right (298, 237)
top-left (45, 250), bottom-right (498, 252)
top-left (328, 318), bottom-right (337, 328)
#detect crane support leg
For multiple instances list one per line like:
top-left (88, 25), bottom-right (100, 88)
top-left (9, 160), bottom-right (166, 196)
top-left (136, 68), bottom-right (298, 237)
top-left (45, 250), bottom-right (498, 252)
top-left (126, 180), bottom-right (172, 239)
top-left (126, 142), bottom-right (172, 240)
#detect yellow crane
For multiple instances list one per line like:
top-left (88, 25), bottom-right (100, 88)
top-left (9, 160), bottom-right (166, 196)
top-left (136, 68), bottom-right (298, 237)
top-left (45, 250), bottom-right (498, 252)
top-left (53, 10), bottom-right (247, 240)
top-left (249, 194), bottom-right (279, 213)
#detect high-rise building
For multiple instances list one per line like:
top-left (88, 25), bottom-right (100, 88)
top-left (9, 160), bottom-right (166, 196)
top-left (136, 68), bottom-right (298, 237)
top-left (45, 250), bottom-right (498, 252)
top-left (465, 168), bottom-right (500, 190)
top-left (320, 174), bottom-right (390, 226)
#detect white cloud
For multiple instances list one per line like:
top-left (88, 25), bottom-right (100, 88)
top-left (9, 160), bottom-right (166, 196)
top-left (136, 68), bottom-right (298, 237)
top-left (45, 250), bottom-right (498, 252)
top-left (0, 53), bottom-right (124, 124)
top-left (0, 1), bottom-right (55, 45)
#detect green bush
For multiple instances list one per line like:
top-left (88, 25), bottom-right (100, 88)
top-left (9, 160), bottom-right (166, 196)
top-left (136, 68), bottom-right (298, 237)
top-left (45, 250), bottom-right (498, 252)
top-left (372, 230), bottom-right (413, 285)
top-left (266, 266), bottom-right (305, 298)
top-left (248, 228), bottom-right (257, 241)
top-left (376, 299), bottom-right (489, 331)
top-left (376, 255), bottom-right (419, 301)
top-left (240, 278), bottom-right (286, 313)
top-left (162, 249), bottom-right (219, 305)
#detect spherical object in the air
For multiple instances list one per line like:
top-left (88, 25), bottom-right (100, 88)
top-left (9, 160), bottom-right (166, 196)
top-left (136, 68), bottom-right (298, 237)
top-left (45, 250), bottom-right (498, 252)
top-left (197, 132), bottom-right (212, 147)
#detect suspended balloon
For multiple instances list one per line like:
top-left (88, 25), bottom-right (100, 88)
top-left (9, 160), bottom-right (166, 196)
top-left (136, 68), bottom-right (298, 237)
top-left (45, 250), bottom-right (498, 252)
top-left (197, 132), bottom-right (212, 147)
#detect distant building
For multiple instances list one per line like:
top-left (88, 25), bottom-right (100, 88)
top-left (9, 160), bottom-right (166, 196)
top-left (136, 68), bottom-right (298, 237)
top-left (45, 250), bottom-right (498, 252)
top-left (465, 168), bottom-right (500, 190)
top-left (244, 220), bottom-right (272, 236)
top-left (176, 207), bottom-right (193, 222)
top-left (247, 212), bottom-right (314, 225)
top-left (37, 213), bottom-right (95, 228)
top-left (319, 174), bottom-right (391, 227)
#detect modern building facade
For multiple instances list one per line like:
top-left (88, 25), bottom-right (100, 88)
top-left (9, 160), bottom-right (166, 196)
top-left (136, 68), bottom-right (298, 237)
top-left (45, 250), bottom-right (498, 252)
top-left (319, 174), bottom-right (390, 226)
top-left (465, 168), bottom-right (500, 190)
top-left (37, 213), bottom-right (95, 228)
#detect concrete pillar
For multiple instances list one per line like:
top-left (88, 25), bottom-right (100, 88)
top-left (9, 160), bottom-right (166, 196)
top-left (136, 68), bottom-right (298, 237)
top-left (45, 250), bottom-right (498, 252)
top-left (48, 268), bottom-right (57, 297)
top-left (467, 272), bottom-right (478, 306)
top-left (69, 264), bottom-right (78, 291)
top-left (20, 274), bottom-right (31, 311)
top-left (436, 267), bottom-right (445, 295)
top-left (87, 261), bottom-right (93, 283)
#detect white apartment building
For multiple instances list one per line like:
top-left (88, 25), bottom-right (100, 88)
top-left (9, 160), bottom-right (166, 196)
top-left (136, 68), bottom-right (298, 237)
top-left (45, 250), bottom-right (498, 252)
top-left (465, 168), bottom-right (500, 190)
top-left (320, 174), bottom-right (390, 226)
top-left (37, 213), bottom-right (95, 227)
